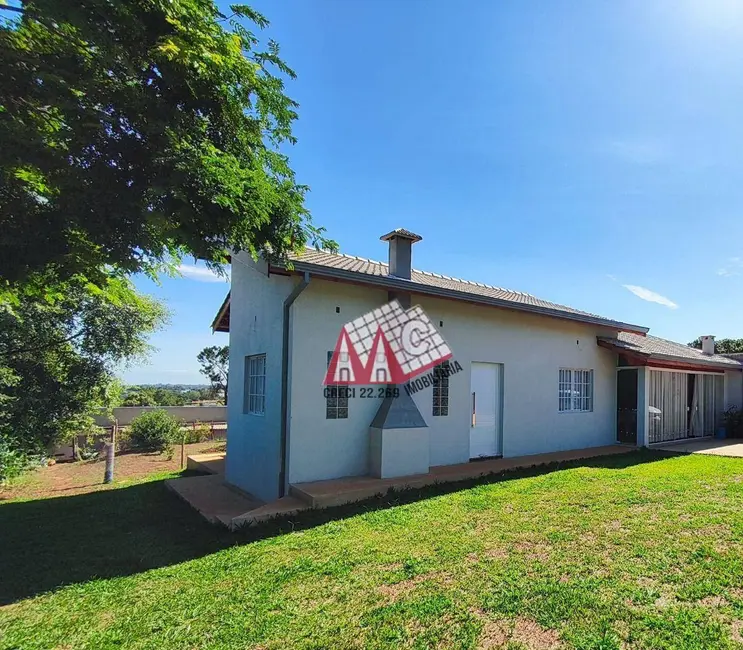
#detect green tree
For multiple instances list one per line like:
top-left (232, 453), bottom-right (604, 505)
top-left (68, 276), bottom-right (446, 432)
top-left (0, 0), bottom-right (335, 289)
top-left (121, 389), bottom-right (159, 407)
top-left (197, 345), bottom-right (229, 404)
top-left (127, 409), bottom-right (181, 455)
top-left (0, 276), bottom-right (168, 468)
top-left (688, 338), bottom-right (743, 354)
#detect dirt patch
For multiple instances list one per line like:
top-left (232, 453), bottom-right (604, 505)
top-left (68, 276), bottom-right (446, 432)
top-left (513, 540), bottom-right (551, 562)
top-left (377, 572), bottom-right (453, 603)
top-left (732, 620), bottom-right (743, 644)
top-left (477, 618), bottom-right (509, 648)
top-left (484, 548), bottom-right (509, 561)
top-left (0, 441), bottom-right (225, 501)
top-left (473, 610), bottom-right (562, 649)
top-left (698, 595), bottom-right (728, 608)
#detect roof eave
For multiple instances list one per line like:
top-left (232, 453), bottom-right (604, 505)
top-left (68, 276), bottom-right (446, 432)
top-left (284, 261), bottom-right (649, 335)
top-left (649, 353), bottom-right (742, 370)
top-left (211, 292), bottom-right (231, 333)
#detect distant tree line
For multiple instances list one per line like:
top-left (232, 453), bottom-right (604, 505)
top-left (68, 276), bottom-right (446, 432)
top-left (688, 338), bottom-right (743, 354)
top-left (121, 385), bottom-right (221, 407)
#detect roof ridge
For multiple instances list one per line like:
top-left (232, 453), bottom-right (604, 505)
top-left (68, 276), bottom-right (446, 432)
top-left (304, 247), bottom-right (533, 298)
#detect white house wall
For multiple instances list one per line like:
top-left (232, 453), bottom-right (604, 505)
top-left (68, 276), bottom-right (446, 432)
top-left (287, 279), bottom-right (389, 484)
top-left (286, 279), bottom-right (620, 484)
top-left (225, 253), bottom-right (295, 502)
top-left (414, 296), bottom-right (619, 461)
top-left (725, 369), bottom-right (743, 411)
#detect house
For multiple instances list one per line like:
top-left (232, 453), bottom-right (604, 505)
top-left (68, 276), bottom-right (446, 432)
top-left (212, 229), bottom-right (743, 503)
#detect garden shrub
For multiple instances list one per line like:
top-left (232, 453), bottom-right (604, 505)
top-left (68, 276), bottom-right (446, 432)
top-left (723, 407), bottom-right (743, 439)
top-left (0, 436), bottom-right (33, 484)
top-left (183, 422), bottom-right (213, 444)
top-left (127, 410), bottom-right (182, 454)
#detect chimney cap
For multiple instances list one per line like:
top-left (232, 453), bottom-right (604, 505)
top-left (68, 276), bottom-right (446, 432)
top-left (380, 228), bottom-right (422, 243)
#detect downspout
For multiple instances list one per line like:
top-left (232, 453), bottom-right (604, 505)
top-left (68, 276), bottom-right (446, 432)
top-left (279, 271), bottom-right (310, 497)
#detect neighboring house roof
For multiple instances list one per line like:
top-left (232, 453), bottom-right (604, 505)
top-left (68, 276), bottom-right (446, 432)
top-left (597, 332), bottom-right (742, 370)
top-left (212, 247), bottom-right (649, 334)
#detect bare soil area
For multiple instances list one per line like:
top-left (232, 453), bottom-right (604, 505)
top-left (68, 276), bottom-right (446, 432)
top-left (0, 440), bottom-right (225, 501)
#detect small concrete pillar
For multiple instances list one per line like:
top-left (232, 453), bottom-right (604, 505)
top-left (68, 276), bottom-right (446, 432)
top-left (369, 389), bottom-right (429, 478)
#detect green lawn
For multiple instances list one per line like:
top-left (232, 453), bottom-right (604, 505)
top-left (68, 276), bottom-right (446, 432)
top-left (2, 450), bottom-right (743, 649)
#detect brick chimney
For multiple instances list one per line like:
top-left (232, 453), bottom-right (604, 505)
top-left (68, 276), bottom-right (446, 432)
top-left (380, 228), bottom-right (422, 280)
top-left (700, 335), bottom-right (715, 355)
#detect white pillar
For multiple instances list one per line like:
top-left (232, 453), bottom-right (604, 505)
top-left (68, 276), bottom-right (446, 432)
top-left (637, 366), bottom-right (650, 447)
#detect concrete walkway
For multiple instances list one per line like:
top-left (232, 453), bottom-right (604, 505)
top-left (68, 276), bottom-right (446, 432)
top-left (169, 444), bottom-right (635, 529)
top-left (653, 438), bottom-right (743, 457)
top-left (291, 445), bottom-right (633, 508)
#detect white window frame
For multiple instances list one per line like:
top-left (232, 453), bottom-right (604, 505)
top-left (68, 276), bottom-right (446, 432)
top-left (326, 351), bottom-right (348, 419)
top-left (244, 354), bottom-right (266, 416)
top-left (432, 361), bottom-right (450, 417)
top-left (558, 368), bottom-right (593, 413)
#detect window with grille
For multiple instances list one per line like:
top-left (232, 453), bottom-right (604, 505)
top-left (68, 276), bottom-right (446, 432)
top-left (326, 351), bottom-right (348, 419)
top-left (244, 354), bottom-right (266, 415)
top-left (432, 361), bottom-right (450, 416)
top-left (558, 368), bottom-right (593, 412)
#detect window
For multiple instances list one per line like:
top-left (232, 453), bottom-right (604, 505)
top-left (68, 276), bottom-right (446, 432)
top-left (326, 351), bottom-right (348, 419)
top-left (558, 368), bottom-right (593, 412)
top-left (244, 354), bottom-right (266, 415)
top-left (432, 361), bottom-right (450, 416)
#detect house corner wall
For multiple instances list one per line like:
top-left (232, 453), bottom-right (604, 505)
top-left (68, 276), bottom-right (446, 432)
top-left (225, 254), bottom-right (294, 502)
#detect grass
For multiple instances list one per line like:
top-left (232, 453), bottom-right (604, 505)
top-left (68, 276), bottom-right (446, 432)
top-left (1, 450), bottom-right (743, 649)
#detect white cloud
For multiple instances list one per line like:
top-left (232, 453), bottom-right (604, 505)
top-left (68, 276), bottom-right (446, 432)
top-left (603, 138), bottom-right (668, 165)
top-left (716, 257), bottom-right (743, 277)
top-left (622, 284), bottom-right (678, 309)
top-left (177, 263), bottom-right (228, 283)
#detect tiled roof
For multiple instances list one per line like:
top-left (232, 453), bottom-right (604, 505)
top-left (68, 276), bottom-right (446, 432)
top-left (598, 332), bottom-right (742, 368)
top-left (380, 228), bottom-right (423, 242)
top-left (284, 248), bottom-right (647, 333)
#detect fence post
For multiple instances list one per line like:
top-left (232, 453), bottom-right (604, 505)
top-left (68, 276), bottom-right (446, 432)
top-left (104, 421), bottom-right (117, 484)
top-left (181, 431), bottom-right (186, 470)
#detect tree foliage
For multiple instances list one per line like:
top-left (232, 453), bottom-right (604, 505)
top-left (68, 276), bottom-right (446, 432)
top-left (688, 338), bottom-right (743, 354)
top-left (121, 385), bottom-right (216, 406)
top-left (197, 345), bottom-right (228, 404)
top-left (0, 0), bottom-right (334, 288)
top-left (0, 276), bottom-right (168, 468)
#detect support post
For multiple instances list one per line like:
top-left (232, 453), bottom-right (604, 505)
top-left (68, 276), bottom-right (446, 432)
top-left (636, 367), bottom-right (650, 447)
top-left (103, 421), bottom-right (117, 483)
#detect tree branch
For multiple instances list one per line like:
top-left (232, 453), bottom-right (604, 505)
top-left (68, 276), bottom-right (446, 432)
top-left (0, 330), bottom-right (85, 358)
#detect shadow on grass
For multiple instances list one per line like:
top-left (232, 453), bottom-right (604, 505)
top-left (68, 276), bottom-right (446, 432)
top-left (0, 448), bottom-right (674, 605)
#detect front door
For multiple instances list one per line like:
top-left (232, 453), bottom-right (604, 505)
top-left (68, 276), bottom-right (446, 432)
top-left (470, 362), bottom-right (502, 458)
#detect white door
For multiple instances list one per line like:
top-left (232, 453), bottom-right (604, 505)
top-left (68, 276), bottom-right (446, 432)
top-left (470, 362), bottom-right (502, 458)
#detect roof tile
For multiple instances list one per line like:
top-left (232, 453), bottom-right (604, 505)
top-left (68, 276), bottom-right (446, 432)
top-left (287, 248), bottom-right (639, 329)
top-left (598, 332), bottom-right (742, 368)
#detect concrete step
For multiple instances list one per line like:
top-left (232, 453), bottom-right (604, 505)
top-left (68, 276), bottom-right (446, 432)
top-left (186, 452), bottom-right (225, 475)
top-left (165, 474), bottom-right (263, 526)
top-left (230, 496), bottom-right (310, 529)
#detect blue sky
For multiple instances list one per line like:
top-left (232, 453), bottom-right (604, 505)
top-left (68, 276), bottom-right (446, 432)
top-left (123, 0), bottom-right (743, 384)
